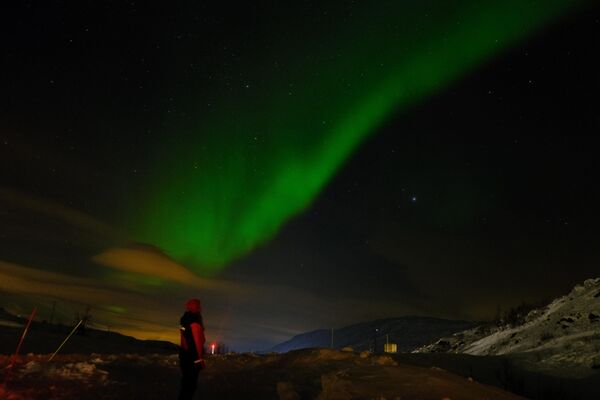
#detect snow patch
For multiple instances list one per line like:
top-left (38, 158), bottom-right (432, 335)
top-left (415, 277), bottom-right (600, 376)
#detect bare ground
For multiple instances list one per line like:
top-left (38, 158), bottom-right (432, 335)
top-left (0, 349), bottom-right (525, 400)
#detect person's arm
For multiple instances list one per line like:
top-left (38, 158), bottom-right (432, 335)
top-left (190, 322), bottom-right (205, 363)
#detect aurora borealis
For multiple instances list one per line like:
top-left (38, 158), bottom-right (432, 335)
top-left (131, 0), bottom-right (583, 272)
top-left (1, 0), bottom-right (598, 351)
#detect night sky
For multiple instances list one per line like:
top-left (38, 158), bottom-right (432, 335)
top-left (1, 1), bottom-right (599, 350)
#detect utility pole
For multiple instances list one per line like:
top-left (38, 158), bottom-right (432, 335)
top-left (77, 306), bottom-right (91, 335)
top-left (49, 301), bottom-right (56, 325)
top-left (373, 328), bottom-right (379, 353)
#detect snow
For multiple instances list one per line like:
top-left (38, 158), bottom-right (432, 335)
top-left (415, 278), bottom-right (600, 377)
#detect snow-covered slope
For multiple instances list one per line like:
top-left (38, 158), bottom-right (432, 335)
top-left (415, 278), bottom-right (600, 376)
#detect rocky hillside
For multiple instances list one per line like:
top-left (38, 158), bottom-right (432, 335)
top-left (415, 278), bottom-right (600, 376)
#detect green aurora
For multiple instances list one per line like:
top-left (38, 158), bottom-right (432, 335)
top-left (133, 0), bottom-right (584, 273)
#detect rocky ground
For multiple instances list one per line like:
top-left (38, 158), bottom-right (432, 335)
top-left (0, 349), bottom-right (525, 400)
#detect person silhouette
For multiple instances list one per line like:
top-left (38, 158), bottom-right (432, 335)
top-left (178, 298), bottom-right (205, 400)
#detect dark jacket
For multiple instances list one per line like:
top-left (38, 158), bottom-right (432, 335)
top-left (179, 311), bottom-right (205, 362)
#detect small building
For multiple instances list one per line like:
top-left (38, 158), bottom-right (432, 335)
top-left (384, 343), bottom-right (397, 353)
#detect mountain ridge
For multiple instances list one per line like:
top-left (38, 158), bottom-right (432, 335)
top-left (268, 315), bottom-right (480, 353)
top-left (0, 307), bottom-right (176, 355)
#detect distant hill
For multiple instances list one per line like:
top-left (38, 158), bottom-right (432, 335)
top-left (0, 307), bottom-right (177, 355)
top-left (269, 316), bottom-right (479, 353)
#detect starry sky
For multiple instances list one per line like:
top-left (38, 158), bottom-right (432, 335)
top-left (1, 1), bottom-right (599, 351)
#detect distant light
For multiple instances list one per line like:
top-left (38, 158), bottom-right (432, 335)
top-left (211, 343), bottom-right (216, 355)
top-left (410, 196), bottom-right (417, 203)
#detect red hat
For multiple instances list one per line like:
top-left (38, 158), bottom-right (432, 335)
top-left (186, 298), bottom-right (201, 313)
